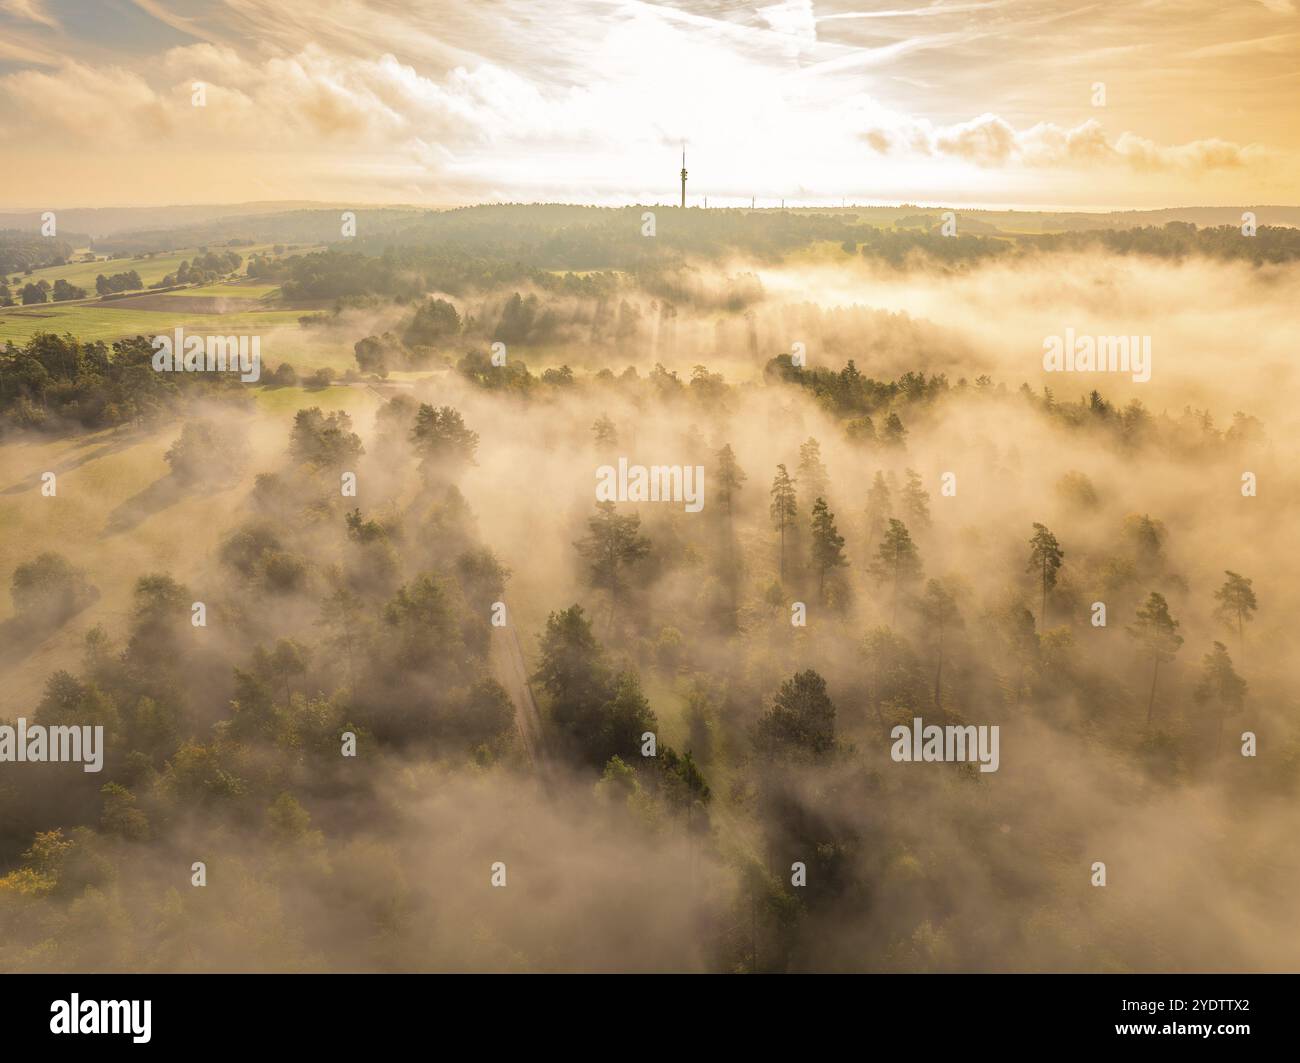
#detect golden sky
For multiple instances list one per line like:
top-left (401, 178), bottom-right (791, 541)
top-left (1, 0), bottom-right (1297, 209)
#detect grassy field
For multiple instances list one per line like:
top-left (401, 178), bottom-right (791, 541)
top-left (0, 302), bottom-right (382, 379)
top-left (253, 382), bottom-right (374, 413)
top-left (0, 424), bottom-right (246, 714)
top-left (5, 243), bottom-right (293, 292)
top-left (0, 303), bottom-right (306, 345)
top-left (8, 248), bottom-right (201, 291)
top-left (243, 331), bottom-right (360, 373)
top-left (167, 281), bottom-right (283, 300)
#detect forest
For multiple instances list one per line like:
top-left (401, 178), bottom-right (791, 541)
top-left (0, 205), bottom-right (1296, 972)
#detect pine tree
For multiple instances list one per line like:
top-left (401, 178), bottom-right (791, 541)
top-left (592, 413), bottom-right (618, 447)
top-left (269, 638), bottom-right (309, 705)
top-left (797, 438), bottom-right (829, 503)
top-left (920, 579), bottom-right (962, 706)
top-left (864, 470), bottom-right (891, 546)
top-left (1129, 591), bottom-right (1183, 724)
top-left (901, 468), bottom-right (931, 529)
top-left (533, 604), bottom-right (609, 712)
top-left (769, 464), bottom-right (798, 582)
top-left (318, 587), bottom-right (365, 700)
top-left (881, 412), bottom-right (907, 448)
top-left (1213, 571), bottom-right (1257, 664)
top-left (756, 669), bottom-right (836, 757)
top-left (1124, 513), bottom-right (1165, 572)
top-left (1194, 641), bottom-right (1246, 757)
top-left (410, 404), bottom-right (478, 474)
top-left (870, 518), bottom-right (922, 625)
top-left (715, 443), bottom-right (748, 622)
top-left (999, 601), bottom-right (1038, 708)
top-left (1027, 523), bottom-right (1064, 630)
top-left (716, 443), bottom-right (747, 525)
top-left (574, 502), bottom-right (651, 632)
top-left (809, 497), bottom-right (847, 604)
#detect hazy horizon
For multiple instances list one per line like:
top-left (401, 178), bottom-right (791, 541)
top-left (5, 198), bottom-right (1300, 214)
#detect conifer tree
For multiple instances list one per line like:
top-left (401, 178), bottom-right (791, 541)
top-left (575, 502), bottom-right (650, 631)
top-left (864, 470), bottom-right (892, 546)
top-left (809, 497), bottom-right (847, 604)
top-left (1213, 571), bottom-right (1257, 663)
top-left (1194, 641), bottom-right (1246, 757)
top-left (902, 468), bottom-right (931, 529)
top-left (870, 518), bottom-right (922, 625)
top-left (769, 464), bottom-right (798, 582)
top-left (797, 438), bottom-right (829, 503)
top-left (716, 443), bottom-right (747, 526)
top-left (1129, 591), bottom-right (1183, 724)
top-left (920, 579), bottom-right (962, 706)
top-left (1027, 523), bottom-right (1064, 630)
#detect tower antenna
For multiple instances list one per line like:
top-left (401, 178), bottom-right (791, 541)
top-left (680, 144), bottom-right (687, 209)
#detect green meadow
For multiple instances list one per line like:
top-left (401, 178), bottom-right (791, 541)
top-left (0, 304), bottom-right (305, 345)
top-left (167, 281), bottom-right (283, 300)
top-left (8, 248), bottom-right (200, 291)
top-left (253, 381), bottom-right (377, 413)
top-left (6, 243), bottom-right (290, 292)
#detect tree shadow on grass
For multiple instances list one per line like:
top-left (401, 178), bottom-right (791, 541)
top-left (100, 472), bottom-right (243, 538)
top-left (0, 429), bottom-right (147, 496)
top-left (0, 589), bottom-right (101, 672)
top-left (100, 475), bottom-right (191, 537)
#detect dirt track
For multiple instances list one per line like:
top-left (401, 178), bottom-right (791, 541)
top-left (489, 622), bottom-right (549, 770)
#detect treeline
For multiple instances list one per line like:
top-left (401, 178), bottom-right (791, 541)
top-left (2, 278), bottom-right (87, 306)
top-left (277, 247), bottom-right (625, 303)
top-left (151, 250), bottom-right (242, 289)
top-left (0, 333), bottom-right (249, 433)
top-left (357, 208), bottom-right (1300, 268)
top-left (1026, 221), bottom-right (1300, 264)
top-left (79, 211), bottom-right (1300, 320)
top-left (91, 210), bottom-right (430, 257)
top-left (76, 207), bottom-right (1300, 300)
top-left (0, 232), bottom-right (78, 275)
top-left (299, 209), bottom-right (1300, 287)
top-left (95, 270), bottom-right (143, 295)
top-left (349, 290), bottom-right (646, 373)
top-left (769, 355), bottom-right (1266, 457)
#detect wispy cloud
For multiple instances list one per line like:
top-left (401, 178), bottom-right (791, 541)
top-left (0, 0), bottom-right (1294, 207)
top-left (0, 0), bottom-right (59, 31)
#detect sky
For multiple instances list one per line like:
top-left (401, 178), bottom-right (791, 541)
top-left (0, 0), bottom-right (1297, 210)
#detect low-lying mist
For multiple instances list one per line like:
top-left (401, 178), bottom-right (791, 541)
top-left (1, 242), bottom-right (1296, 972)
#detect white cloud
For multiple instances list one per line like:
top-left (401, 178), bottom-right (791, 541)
top-left (861, 112), bottom-right (1257, 173)
top-left (0, 0), bottom-right (58, 30)
top-left (0, 0), bottom-right (1284, 205)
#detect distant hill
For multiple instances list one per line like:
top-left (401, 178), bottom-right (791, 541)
top-left (0, 202), bottom-right (364, 240)
top-left (1, 201), bottom-right (1296, 246)
top-left (4, 201), bottom-right (1295, 271)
